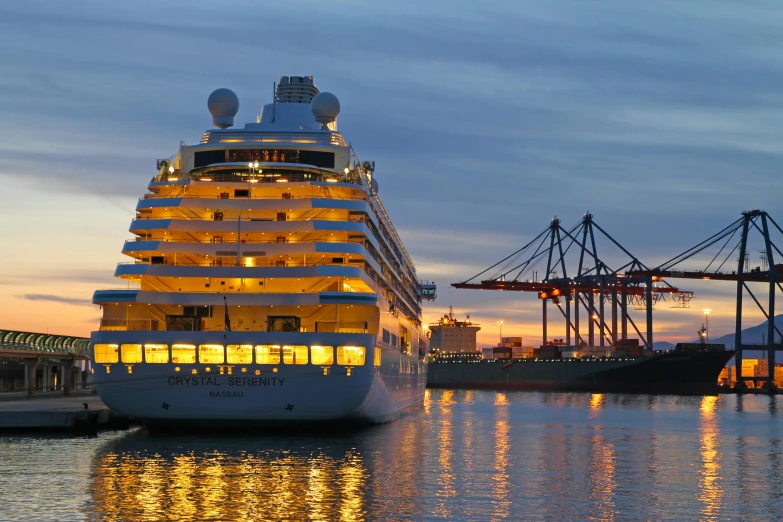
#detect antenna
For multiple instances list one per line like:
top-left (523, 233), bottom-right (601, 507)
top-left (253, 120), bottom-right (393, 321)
top-left (271, 81), bottom-right (277, 123)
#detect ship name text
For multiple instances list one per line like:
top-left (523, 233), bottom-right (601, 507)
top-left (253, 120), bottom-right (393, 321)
top-left (167, 376), bottom-right (286, 387)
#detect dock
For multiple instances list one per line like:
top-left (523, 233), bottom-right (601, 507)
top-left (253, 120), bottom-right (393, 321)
top-left (0, 392), bottom-right (129, 433)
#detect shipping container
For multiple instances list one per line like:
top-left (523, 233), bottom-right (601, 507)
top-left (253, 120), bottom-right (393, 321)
top-left (741, 359), bottom-right (758, 378)
top-left (775, 365), bottom-right (783, 387)
top-left (482, 347), bottom-right (512, 360)
top-left (511, 346), bottom-right (538, 359)
top-left (755, 366), bottom-right (771, 378)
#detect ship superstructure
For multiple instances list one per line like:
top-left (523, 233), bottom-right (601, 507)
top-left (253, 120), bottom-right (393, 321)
top-left (428, 307), bottom-right (481, 360)
top-left (90, 76), bottom-right (435, 425)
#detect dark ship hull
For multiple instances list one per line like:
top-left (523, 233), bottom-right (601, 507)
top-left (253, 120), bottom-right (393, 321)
top-left (427, 349), bottom-right (736, 396)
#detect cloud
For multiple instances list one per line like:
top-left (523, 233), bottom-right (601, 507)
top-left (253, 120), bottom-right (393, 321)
top-left (19, 294), bottom-right (95, 307)
top-left (1, 269), bottom-right (116, 287)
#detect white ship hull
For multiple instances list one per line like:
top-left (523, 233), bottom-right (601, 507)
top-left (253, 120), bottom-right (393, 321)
top-left (91, 332), bottom-right (427, 426)
top-left (90, 76), bottom-right (436, 428)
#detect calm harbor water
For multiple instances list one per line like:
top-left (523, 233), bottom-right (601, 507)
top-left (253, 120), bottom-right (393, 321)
top-left (2, 390), bottom-right (782, 521)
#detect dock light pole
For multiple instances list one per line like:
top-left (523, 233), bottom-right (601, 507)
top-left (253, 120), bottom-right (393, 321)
top-left (248, 161), bottom-right (262, 182)
top-left (497, 320), bottom-right (504, 343)
top-left (702, 309), bottom-right (711, 342)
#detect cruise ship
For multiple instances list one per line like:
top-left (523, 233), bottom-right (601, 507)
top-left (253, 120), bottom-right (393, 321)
top-left (90, 76), bottom-right (436, 426)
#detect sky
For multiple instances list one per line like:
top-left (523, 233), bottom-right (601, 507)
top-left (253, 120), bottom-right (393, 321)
top-left (1, 0), bottom-right (782, 346)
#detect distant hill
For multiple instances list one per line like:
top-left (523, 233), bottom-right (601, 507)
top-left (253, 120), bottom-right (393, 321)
top-left (704, 314), bottom-right (783, 357)
top-left (652, 315), bottom-right (783, 355)
top-left (653, 341), bottom-right (676, 351)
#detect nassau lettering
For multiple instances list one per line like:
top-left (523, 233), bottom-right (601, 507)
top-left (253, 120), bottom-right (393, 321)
top-left (210, 391), bottom-right (244, 399)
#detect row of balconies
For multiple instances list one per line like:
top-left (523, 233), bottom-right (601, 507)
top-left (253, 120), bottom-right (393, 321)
top-left (122, 229), bottom-right (421, 312)
top-left (135, 189), bottom-right (412, 286)
top-left (118, 243), bottom-right (420, 318)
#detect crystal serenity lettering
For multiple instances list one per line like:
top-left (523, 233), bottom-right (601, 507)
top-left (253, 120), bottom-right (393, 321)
top-left (167, 376), bottom-right (285, 387)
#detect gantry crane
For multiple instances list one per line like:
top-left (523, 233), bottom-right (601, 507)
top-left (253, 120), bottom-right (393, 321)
top-left (454, 213), bottom-right (693, 349)
top-left (629, 209), bottom-right (783, 388)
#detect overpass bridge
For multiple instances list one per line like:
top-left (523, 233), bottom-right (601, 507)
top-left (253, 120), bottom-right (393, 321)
top-left (0, 328), bottom-right (91, 396)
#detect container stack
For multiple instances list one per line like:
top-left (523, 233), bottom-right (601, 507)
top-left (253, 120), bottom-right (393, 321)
top-left (511, 346), bottom-right (539, 359)
top-left (581, 346), bottom-right (613, 358)
top-left (754, 359), bottom-right (770, 378)
top-left (481, 347), bottom-right (512, 360)
top-left (742, 359), bottom-right (758, 378)
top-left (614, 339), bottom-right (644, 357)
top-left (775, 365), bottom-right (783, 387)
top-left (539, 345), bottom-right (561, 359)
top-left (502, 337), bottom-right (522, 348)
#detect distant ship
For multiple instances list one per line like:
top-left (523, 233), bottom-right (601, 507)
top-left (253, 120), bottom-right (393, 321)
top-left (90, 76), bottom-right (436, 426)
top-left (426, 317), bottom-right (735, 395)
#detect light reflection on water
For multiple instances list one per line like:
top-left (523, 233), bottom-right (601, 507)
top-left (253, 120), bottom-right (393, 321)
top-left (699, 396), bottom-right (723, 521)
top-left (1, 392), bottom-right (782, 520)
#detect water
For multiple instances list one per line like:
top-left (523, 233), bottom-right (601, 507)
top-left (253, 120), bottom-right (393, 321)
top-left (1, 390), bottom-right (782, 521)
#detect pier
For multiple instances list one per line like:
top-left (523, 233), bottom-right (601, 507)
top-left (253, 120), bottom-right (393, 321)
top-left (0, 392), bottom-right (128, 433)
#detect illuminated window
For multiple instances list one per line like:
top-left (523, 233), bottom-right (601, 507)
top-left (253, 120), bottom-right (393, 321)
top-left (199, 344), bottom-right (225, 364)
top-left (94, 344), bottom-right (118, 364)
top-left (374, 347), bottom-right (382, 367)
top-left (144, 344), bottom-right (169, 363)
top-left (283, 345), bottom-right (308, 365)
top-left (172, 344), bottom-right (196, 364)
top-left (120, 344), bottom-right (142, 364)
top-left (337, 346), bottom-right (365, 366)
top-left (227, 344), bottom-right (253, 364)
top-left (310, 345), bottom-right (334, 365)
top-left (255, 345), bottom-right (281, 364)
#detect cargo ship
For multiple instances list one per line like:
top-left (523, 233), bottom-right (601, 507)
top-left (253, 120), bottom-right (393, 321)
top-left (426, 313), bottom-right (735, 395)
top-left (427, 343), bottom-right (735, 395)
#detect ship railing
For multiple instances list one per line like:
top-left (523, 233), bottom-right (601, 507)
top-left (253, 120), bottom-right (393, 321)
top-left (200, 130), bottom-right (346, 146)
top-left (99, 319), bottom-right (158, 332)
top-left (152, 166), bottom-right (364, 186)
top-left (314, 321), bottom-right (369, 333)
top-left (132, 215), bottom-right (367, 223)
top-left (138, 191), bottom-right (368, 202)
top-left (97, 322), bottom-right (372, 333)
top-left (123, 237), bottom-right (364, 245)
top-left (116, 258), bottom-right (366, 268)
top-left (97, 287), bottom-right (377, 297)
top-left (0, 343), bottom-right (82, 356)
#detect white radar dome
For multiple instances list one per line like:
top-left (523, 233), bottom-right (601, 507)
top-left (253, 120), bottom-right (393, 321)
top-left (208, 88), bottom-right (239, 129)
top-left (311, 92), bottom-right (340, 128)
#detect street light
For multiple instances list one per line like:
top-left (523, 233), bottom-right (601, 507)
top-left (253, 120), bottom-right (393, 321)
top-left (497, 320), bottom-right (504, 343)
top-left (248, 161), bottom-right (262, 182)
top-left (702, 309), bottom-right (711, 342)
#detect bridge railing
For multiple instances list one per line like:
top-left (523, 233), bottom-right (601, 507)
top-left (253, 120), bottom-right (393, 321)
top-left (0, 342), bottom-right (85, 357)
